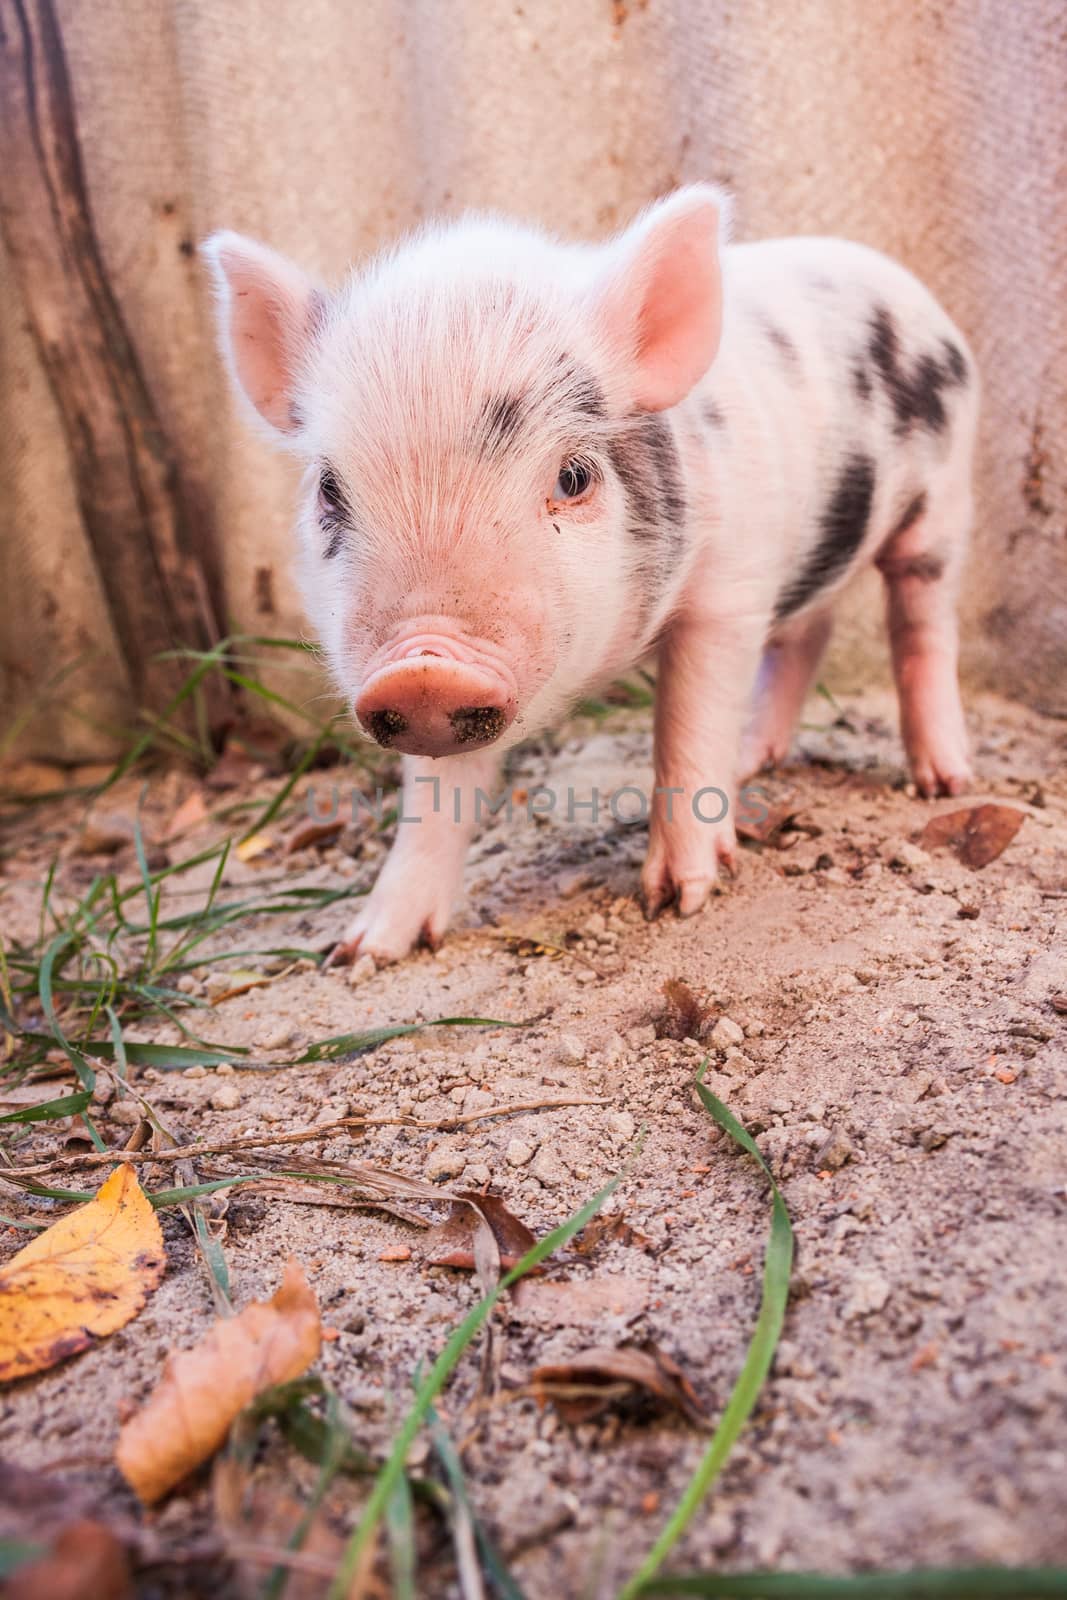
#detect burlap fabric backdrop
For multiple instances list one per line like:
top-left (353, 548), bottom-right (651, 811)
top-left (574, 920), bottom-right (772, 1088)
top-left (1, 0), bottom-right (1063, 760)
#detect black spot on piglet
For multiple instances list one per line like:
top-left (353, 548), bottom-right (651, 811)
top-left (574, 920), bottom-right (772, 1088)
top-left (775, 454), bottom-right (876, 620)
top-left (868, 306), bottom-right (968, 436)
top-left (482, 393), bottom-right (525, 453)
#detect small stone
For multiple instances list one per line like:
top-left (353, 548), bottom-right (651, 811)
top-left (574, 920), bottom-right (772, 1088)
top-left (888, 840), bottom-right (928, 871)
top-left (466, 1162), bottom-right (491, 1187)
top-left (627, 1025), bottom-right (657, 1049)
top-left (532, 1147), bottom-right (568, 1187)
top-left (606, 1109), bottom-right (635, 1141)
top-left (814, 1128), bottom-right (854, 1170)
top-left (721, 1050), bottom-right (756, 1076)
top-left (75, 810), bottom-right (136, 856)
top-left (183, 1065), bottom-right (207, 1080)
top-left (710, 1016), bottom-right (745, 1051)
top-left (215, 1062), bottom-right (235, 1076)
top-left (843, 1269), bottom-right (891, 1321)
top-left (258, 1022), bottom-right (295, 1051)
top-left (427, 1143), bottom-right (467, 1182)
top-left (583, 912), bottom-right (607, 937)
top-left (574, 967), bottom-right (596, 984)
top-left (555, 1032), bottom-right (586, 1065)
top-left (176, 974), bottom-right (200, 995)
top-left (109, 1101), bottom-right (141, 1126)
top-left (211, 1084), bottom-right (241, 1111)
top-left (347, 953), bottom-right (377, 986)
top-left (506, 1138), bottom-right (535, 1167)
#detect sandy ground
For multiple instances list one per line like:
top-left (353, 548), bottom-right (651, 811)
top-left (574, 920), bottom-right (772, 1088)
top-left (1, 686), bottom-right (1065, 1597)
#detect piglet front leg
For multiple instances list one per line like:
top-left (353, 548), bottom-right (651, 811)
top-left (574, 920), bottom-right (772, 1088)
top-left (642, 613), bottom-right (766, 919)
top-left (332, 748), bottom-right (500, 965)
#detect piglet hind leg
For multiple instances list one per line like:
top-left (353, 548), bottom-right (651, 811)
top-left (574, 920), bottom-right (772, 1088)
top-left (641, 614), bottom-right (766, 919)
top-left (739, 608), bottom-right (834, 779)
top-left (330, 748), bottom-right (500, 965)
top-left (877, 490), bottom-right (972, 798)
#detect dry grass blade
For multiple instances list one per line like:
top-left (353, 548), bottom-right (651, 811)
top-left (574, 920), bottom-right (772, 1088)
top-left (529, 1342), bottom-right (707, 1427)
top-left (4, 1097), bottom-right (607, 1180)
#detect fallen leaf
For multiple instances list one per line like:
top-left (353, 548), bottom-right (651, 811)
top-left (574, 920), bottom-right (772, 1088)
top-left (574, 1211), bottom-right (653, 1255)
top-left (529, 1340), bottom-right (707, 1425)
top-left (164, 789), bottom-right (208, 840)
top-left (284, 816), bottom-right (345, 854)
top-left (1, 1519), bottom-right (132, 1600)
top-left (208, 968), bottom-right (275, 1005)
top-left (919, 804), bottom-right (1025, 868)
top-left (235, 832), bottom-right (275, 863)
top-left (115, 1258), bottom-right (321, 1503)
top-left (0, 1164), bottom-right (165, 1383)
top-left (425, 1192), bottom-right (537, 1273)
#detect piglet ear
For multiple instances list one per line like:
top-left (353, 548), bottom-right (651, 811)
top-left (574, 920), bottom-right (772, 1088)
top-left (594, 185), bottom-right (728, 413)
top-left (202, 231), bottom-right (325, 438)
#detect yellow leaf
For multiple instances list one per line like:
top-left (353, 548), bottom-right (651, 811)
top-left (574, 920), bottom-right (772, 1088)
top-left (115, 1258), bottom-right (321, 1503)
top-left (0, 1164), bottom-right (165, 1384)
top-left (235, 831), bottom-right (274, 862)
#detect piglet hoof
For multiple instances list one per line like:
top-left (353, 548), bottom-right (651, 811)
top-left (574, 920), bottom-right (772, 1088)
top-left (909, 749), bottom-right (974, 800)
top-left (322, 938), bottom-right (358, 970)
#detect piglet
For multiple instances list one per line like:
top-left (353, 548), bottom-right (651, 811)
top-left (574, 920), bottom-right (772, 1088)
top-left (204, 188), bottom-right (978, 962)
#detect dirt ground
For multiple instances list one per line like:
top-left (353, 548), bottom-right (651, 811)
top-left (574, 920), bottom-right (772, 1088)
top-left (1, 686), bottom-right (1065, 1597)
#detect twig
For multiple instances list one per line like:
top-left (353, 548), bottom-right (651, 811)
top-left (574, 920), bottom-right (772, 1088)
top-left (3, 1095), bottom-right (608, 1178)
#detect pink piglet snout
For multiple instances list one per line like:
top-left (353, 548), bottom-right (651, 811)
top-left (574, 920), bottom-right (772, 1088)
top-left (355, 638), bottom-right (518, 757)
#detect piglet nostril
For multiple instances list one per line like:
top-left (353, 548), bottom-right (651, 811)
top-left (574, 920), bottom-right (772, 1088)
top-left (450, 706), bottom-right (508, 745)
top-left (366, 708), bottom-right (408, 747)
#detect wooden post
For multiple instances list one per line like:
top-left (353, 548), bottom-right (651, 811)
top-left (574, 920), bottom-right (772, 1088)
top-left (0, 0), bottom-right (230, 728)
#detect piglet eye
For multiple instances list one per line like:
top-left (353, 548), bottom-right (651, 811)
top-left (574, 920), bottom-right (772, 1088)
top-left (318, 468), bottom-right (346, 519)
top-left (552, 458), bottom-right (594, 502)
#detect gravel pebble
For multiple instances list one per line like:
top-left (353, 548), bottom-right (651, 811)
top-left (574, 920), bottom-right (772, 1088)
top-left (814, 1128), bottom-right (854, 1170)
top-left (211, 1084), bottom-right (241, 1111)
top-left (427, 1143), bottom-right (467, 1182)
top-left (506, 1138), bottom-right (535, 1167)
top-left (710, 1016), bottom-right (745, 1051)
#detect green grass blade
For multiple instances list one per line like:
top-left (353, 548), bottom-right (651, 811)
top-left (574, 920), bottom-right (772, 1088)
top-left (0, 1541), bottom-right (47, 1578)
top-left (262, 1389), bottom-right (352, 1600)
top-left (295, 1018), bottom-right (517, 1064)
top-left (623, 1072), bottom-right (794, 1598)
top-left (325, 1163), bottom-right (632, 1599)
top-left (0, 1090), bottom-right (92, 1125)
top-left (384, 1468), bottom-right (417, 1600)
top-left (639, 1570), bottom-right (1067, 1598)
top-left (427, 1403), bottom-right (526, 1600)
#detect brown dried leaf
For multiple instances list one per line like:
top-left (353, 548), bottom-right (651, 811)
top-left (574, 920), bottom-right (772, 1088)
top-left (1, 1519), bottom-right (132, 1600)
top-left (530, 1340), bottom-right (707, 1425)
top-left (919, 803), bottom-right (1026, 868)
top-left (164, 789), bottom-right (208, 841)
top-left (115, 1258), bottom-right (321, 1503)
top-left (425, 1193), bottom-right (539, 1285)
top-left (284, 817), bottom-right (345, 854)
top-left (574, 1210), bottom-right (653, 1256)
